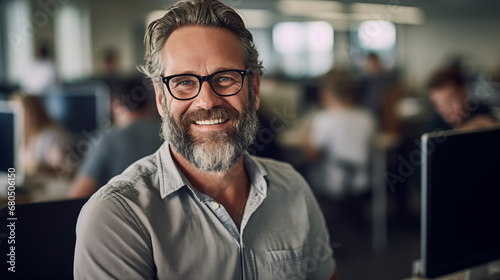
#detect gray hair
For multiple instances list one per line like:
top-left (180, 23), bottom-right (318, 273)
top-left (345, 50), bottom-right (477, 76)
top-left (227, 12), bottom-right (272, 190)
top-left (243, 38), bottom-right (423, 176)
top-left (138, 0), bottom-right (263, 87)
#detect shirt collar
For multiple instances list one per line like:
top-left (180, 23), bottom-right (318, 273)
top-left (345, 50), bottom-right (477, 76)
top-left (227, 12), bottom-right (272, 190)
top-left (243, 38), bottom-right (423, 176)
top-left (242, 151), bottom-right (268, 196)
top-left (157, 143), bottom-right (268, 199)
top-left (157, 143), bottom-right (187, 199)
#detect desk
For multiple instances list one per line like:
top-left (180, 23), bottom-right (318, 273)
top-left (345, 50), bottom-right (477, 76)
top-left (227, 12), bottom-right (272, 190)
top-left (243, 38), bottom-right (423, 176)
top-left (403, 259), bottom-right (500, 280)
top-left (0, 174), bottom-right (71, 207)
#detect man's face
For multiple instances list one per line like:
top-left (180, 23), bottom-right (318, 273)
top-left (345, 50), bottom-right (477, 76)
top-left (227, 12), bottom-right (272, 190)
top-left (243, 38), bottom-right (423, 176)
top-left (154, 26), bottom-right (261, 172)
top-left (430, 83), bottom-right (468, 126)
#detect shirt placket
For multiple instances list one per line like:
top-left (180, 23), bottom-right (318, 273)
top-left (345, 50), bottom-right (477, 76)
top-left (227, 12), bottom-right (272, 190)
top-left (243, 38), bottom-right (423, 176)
top-left (197, 183), bottom-right (264, 280)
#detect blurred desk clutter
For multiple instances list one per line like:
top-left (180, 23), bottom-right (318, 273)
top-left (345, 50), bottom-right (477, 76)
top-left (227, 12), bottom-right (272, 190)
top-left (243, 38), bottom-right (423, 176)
top-left (0, 75), bottom-right (160, 205)
top-left (0, 172), bottom-right (71, 208)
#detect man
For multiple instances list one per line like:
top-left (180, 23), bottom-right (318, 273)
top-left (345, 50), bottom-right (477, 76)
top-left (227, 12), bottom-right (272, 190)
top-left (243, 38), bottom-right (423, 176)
top-left (304, 69), bottom-right (376, 235)
top-left (305, 69), bottom-right (376, 198)
top-left (69, 77), bottom-right (162, 198)
top-left (426, 67), bottom-right (497, 132)
top-left (357, 52), bottom-right (401, 133)
top-left (74, 0), bottom-right (337, 279)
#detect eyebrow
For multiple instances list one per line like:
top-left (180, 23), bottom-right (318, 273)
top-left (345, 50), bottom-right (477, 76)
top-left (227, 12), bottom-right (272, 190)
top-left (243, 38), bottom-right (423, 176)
top-left (165, 67), bottom-right (245, 76)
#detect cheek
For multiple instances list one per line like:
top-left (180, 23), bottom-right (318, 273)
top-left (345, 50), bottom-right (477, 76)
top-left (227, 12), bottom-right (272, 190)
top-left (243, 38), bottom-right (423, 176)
top-left (227, 93), bottom-right (249, 112)
top-left (168, 100), bottom-right (193, 120)
top-left (432, 96), bottom-right (447, 112)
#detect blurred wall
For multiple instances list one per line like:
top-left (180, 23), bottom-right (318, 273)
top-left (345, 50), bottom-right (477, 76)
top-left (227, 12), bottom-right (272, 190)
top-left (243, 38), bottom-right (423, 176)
top-left (88, 1), bottom-right (160, 75)
top-left (402, 13), bottom-right (500, 91)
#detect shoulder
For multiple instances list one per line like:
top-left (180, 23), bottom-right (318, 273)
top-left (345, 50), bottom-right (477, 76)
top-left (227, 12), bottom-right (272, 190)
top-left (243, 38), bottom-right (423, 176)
top-left (252, 155), bottom-right (295, 173)
top-left (352, 106), bottom-right (375, 120)
top-left (87, 152), bottom-right (160, 208)
top-left (250, 155), bottom-right (309, 190)
top-left (470, 103), bottom-right (495, 119)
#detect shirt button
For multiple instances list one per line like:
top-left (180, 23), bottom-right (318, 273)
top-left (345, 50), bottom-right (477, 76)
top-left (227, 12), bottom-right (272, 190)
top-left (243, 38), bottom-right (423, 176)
top-left (211, 202), bottom-right (220, 210)
top-left (242, 242), bottom-right (246, 248)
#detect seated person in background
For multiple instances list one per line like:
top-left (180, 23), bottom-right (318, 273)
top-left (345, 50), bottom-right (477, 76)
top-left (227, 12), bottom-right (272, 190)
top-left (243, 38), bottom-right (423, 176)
top-left (426, 67), bottom-right (498, 132)
top-left (11, 93), bottom-right (71, 177)
top-left (357, 52), bottom-right (401, 134)
top-left (304, 69), bottom-right (377, 200)
top-left (74, 1), bottom-right (337, 279)
top-left (19, 42), bottom-right (57, 95)
top-left (68, 77), bottom-right (162, 198)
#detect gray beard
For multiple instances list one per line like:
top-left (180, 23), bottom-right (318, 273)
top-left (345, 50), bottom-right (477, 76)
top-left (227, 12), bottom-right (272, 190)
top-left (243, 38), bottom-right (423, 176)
top-left (160, 93), bottom-right (259, 173)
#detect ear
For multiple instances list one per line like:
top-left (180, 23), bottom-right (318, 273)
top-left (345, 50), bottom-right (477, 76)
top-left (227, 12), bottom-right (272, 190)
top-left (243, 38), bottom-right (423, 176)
top-left (111, 98), bottom-right (121, 111)
top-left (252, 73), bottom-right (261, 110)
top-left (153, 81), bottom-right (165, 117)
top-left (111, 98), bottom-right (127, 116)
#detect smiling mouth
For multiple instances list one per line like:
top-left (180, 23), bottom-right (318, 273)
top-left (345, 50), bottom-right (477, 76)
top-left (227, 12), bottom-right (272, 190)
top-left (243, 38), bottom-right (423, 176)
top-left (193, 118), bottom-right (228, 126)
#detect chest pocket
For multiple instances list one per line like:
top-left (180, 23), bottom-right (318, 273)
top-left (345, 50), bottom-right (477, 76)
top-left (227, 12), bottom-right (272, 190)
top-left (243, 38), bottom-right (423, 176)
top-left (266, 246), bottom-right (309, 280)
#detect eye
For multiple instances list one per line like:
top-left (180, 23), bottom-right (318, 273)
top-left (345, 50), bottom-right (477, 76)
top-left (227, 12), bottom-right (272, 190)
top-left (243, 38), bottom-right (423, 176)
top-left (179, 80), bottom-right (194, 86)
top-left (217, 76), bottom-right (234, 83)
top-left (170, 76), bottom-right (198, 89)
top-left (213, 72), bottom-right (240, 87)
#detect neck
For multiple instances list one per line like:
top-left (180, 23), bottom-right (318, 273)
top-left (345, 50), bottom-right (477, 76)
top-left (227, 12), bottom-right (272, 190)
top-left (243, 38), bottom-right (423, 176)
top-left (326, 98), bottom-right (353, 109)
top-left (113, 108), bottom-right (152, 128)
top-left (170, 147), bottom-right (250, 228)
top-left (170, 147), bottom-right (249, 197)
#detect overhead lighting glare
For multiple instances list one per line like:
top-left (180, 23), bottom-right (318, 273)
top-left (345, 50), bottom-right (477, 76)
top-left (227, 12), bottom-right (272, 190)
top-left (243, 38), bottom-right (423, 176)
top-left (276, 1), bottom-right (424, 25)
top-left (237, 9), bottom-right (275, 28)
top-left (350, 3), bottom-right (424, 25)
top-left (277, 0), bottom-right (345, 15)
top-left (146, 10), bottom-right (166, 26)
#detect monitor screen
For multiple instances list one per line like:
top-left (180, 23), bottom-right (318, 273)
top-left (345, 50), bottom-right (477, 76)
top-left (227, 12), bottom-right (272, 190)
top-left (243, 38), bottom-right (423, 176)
top-left (0, 109), bottom-right (15, 172)
top-left (0, 101), bottom-right (24, 189)
top-left (41, 82), bottom-right (110, 143)
top-left (421, 127), bottom-right (500, 278)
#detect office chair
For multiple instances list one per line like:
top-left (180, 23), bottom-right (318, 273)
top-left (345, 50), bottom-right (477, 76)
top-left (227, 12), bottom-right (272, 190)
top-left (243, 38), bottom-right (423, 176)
top-left (0, 198), bottom-right (88, 280)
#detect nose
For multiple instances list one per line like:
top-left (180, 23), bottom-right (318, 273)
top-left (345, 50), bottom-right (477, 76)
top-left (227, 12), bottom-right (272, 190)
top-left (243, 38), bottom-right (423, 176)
top-left (193, 80), bottom-right (223, 109)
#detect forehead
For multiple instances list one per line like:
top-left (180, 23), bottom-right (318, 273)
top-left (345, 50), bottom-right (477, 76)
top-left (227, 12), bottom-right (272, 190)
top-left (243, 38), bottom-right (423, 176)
top-left (162, 26), bottom-right (245, 75)
top-left (431, 83), bottom-right (462, 99)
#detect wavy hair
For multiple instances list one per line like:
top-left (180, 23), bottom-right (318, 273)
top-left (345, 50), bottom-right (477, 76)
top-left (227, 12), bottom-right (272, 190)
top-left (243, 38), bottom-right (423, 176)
top-left (138, 0), bottom-right (263, 88)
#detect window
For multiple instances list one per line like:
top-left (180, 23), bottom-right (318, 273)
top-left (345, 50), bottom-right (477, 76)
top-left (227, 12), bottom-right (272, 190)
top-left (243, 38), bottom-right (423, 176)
top-left (350, 20), bottom-right (397, 70)
top-left (273, 21), bottom-right (334, 78)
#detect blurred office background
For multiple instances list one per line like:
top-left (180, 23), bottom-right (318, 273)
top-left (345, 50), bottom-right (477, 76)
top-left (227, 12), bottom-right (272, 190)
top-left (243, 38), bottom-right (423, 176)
top-left (1, 0), bottom-right (500, 279)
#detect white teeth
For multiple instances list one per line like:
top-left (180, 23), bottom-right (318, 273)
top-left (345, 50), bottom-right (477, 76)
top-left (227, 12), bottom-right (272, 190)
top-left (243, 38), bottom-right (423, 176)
top-left (194, 119), bottom-right (225, 125)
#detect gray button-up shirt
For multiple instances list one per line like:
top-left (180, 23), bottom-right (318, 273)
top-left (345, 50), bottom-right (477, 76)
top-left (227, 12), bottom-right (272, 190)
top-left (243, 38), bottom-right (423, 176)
top-left (74, 143), bottom-right (335, 280)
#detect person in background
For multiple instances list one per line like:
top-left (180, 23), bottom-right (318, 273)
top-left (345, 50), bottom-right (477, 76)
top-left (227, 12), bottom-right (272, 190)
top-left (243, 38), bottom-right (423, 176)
top-left (304, 69), bottom-right (377, 233)
top-left (357, 53), bottom-right (401, 133)
top-left (19, 41), bottom-right (57, 95)
top-left (68, 77), bottom-right (162, 198)
top-left (74, 0), bottom-right (337, 279)
top-left (100, 47), bottom-right (121, 77)
top-left (11, 93), bottom-right (71, 177)
top-left (305, 69), bottom-right (377, 199)
top-left (426, 67), bottom-right (497, 132)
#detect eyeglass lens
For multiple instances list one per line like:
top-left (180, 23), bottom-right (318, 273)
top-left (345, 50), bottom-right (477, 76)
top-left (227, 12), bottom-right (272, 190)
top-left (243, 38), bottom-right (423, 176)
top-left (168, 70), bottom-right (243, 99)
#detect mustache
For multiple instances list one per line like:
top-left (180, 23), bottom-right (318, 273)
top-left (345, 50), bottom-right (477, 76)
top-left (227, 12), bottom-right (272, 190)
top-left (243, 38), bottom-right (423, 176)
top-left (179, 105), bottom-right (240, 128)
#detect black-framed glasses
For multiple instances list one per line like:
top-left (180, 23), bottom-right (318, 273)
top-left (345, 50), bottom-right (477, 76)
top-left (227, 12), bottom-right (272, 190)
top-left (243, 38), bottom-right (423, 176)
top-left (161, 69), bottom-right (247, 100)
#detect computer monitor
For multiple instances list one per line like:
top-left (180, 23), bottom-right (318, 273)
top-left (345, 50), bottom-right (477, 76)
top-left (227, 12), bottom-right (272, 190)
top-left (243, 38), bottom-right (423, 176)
top-left (0, 100), bottom-right (24, 192)
top-left (41, 81), bottom-right (110, 144)
top-left (421, 127), bottom-right (500, 278)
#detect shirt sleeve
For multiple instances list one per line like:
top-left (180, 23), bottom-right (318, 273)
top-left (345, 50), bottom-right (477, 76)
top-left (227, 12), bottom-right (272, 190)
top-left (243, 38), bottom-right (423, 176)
top-left (311, 113), bottom-right (329, 149)
top-left (302, 178), bottom-right (336, 279)
top-left (78, 137), bottom-right (111, 187)
top-left (74, 193), bottom-right (155, 280)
